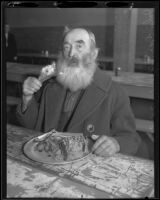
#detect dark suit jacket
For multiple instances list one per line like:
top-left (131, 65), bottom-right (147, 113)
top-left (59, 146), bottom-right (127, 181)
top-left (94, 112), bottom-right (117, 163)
top-left (16, 68), bottom-right (141, 155)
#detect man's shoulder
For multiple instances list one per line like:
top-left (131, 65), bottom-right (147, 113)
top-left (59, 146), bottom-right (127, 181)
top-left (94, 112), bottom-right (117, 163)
top-left (110, 80), bottom-right (129, 102)
top-left (94, 68), bottom-right (128, 97)
top-left (42, 78), bottom-right (62, 90)
top-left (93, 68), bottom-right (113, 92)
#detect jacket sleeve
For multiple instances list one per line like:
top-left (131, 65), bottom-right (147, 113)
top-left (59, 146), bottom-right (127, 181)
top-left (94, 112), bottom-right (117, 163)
top-left (110, 83), bottom-right (141, 155)
top-left (16, 84), bottom-right (44, 130)
top-left (16, 96), bottom-right (39, 129)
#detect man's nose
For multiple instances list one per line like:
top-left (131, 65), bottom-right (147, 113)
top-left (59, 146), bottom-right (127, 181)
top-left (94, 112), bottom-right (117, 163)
top-left (68, 46), bottom-right (76, 58)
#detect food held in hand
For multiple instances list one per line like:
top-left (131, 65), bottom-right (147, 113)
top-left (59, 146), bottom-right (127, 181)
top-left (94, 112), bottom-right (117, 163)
top-left (34, 132), bottom-right (89, 162)
top-left (39, 63), bottom-right (56, 82)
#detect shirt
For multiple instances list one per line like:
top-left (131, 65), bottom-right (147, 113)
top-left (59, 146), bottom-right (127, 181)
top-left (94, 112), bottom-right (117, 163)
top-left (57, 89), bottom-right (84, 131)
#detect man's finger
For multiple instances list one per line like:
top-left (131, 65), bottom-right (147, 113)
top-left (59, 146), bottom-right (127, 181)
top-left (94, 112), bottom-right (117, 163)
top-left (92, 135), bottom-right (109, 152)
top-left (93, 141), bottom-right (111, 154)
top-left (33, 79), bottom-right (42, 87)
top-left (28, 80), bottom-right (42, 88)
top-left (95, 145), bottom-right (114, 156)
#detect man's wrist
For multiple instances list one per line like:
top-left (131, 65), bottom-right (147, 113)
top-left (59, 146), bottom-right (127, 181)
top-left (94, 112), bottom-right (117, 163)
top-left (22, 93), bottom-right (33, 99)
top-left (21, 94), bottom-right (33, 112)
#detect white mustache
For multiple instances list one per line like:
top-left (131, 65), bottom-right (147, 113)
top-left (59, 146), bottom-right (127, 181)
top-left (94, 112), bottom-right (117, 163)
top-left (67, 57), bottom-right (79, 65)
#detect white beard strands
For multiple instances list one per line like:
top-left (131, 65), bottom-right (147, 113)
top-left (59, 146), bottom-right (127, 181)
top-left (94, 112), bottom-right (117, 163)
top-left (56, 54), bottom-right (97, 92)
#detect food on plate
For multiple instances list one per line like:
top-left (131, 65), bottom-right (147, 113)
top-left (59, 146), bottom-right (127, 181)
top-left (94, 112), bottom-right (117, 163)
top-left (33, 132), bottom-right (90, 162)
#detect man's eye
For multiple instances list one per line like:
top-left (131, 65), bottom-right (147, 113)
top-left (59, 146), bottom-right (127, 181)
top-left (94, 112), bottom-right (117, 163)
top-left (76, 44), bottom-right (83, 49)
top-left (63, 45), bottom-right (70, 51)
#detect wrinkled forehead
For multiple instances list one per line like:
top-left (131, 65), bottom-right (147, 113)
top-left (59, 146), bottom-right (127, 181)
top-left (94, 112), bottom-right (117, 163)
top-left (63, 28), bottom-right (90, 46)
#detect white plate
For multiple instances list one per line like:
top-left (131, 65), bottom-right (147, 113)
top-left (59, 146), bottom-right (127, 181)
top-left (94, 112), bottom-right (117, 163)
top-left (23, 132), bottom-right (92, 165)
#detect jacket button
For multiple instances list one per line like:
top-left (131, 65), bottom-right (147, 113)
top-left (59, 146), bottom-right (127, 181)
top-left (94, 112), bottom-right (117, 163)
top-left (87, 124), bottom-right (95, 133)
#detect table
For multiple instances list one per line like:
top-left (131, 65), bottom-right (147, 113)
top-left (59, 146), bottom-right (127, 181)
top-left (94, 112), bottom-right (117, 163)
top-left (7, 124), bottom-right (154, 198)
top-left (106, 71), bottom-right (153, 100)
top-left (7, 158), bottom-right (110, 198)
top-left (18, 52), bottom-right (58, 59)
top-left (7, 62), bottom-right (43, 83)
top-left (17, 53), bottom-right (58, 65)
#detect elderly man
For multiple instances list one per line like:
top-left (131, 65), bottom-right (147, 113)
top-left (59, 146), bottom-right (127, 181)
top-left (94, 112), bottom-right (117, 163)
top-left (16, 27), bottom-right (141, 157)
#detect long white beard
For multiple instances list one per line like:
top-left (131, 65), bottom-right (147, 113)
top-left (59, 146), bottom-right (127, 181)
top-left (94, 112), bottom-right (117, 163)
top-left (56, 54), bottom-right (97, 92)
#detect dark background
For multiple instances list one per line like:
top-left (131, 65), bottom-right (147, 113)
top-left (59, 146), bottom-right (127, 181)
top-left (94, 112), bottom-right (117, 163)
top-left (5, 8), bottom-right (154, 59)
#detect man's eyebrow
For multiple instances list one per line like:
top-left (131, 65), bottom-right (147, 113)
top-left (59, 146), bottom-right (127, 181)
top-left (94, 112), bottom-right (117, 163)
top-left (75, 40), bottom-right (85, 44)
top-left (63, 40), bottom-right (85, 45)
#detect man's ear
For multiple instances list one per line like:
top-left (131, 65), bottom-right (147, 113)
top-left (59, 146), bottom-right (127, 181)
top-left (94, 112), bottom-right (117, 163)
top-left (92, 48), bottom-right (99, 60)
top-left (62, 26), bottom-right (70, 44)
top-left (64, 26), bottom-right (70, 34)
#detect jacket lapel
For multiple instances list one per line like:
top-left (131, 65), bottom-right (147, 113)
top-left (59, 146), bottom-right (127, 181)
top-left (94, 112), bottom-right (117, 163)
top-left (68, 84), bottom-right (105, 129)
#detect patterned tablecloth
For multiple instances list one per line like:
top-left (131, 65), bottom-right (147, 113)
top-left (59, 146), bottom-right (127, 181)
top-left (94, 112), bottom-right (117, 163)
top-left (7, 124), bottom-right (154, 198)
top-left (7, 158), bottom-right (111, 198)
